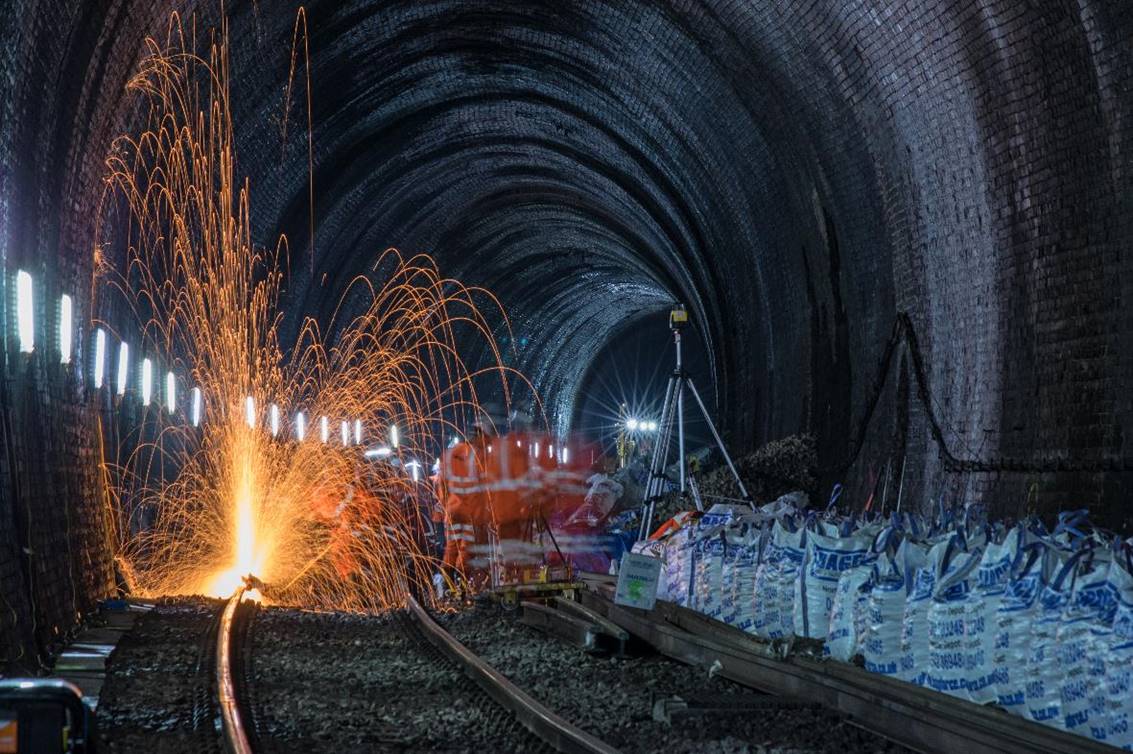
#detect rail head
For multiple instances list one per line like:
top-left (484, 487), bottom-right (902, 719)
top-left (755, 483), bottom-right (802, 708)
top-left (217, 588), bottom-right (254, 754)
top-left (407, 596), bottom-right (620, 754)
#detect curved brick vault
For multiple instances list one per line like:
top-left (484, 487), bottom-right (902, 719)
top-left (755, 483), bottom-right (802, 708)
top-left (0, 0), bottom-right (1131, 664)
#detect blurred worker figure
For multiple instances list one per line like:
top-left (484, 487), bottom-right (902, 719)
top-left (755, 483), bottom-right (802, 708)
top-left (545, 435), bottom-right (609, 574)
top-left (490, 407), bottom-right (541, 581)
top-left (429, 464), bottom-right (446, 560)
top-left (439, 430), bottom-right (483, 587)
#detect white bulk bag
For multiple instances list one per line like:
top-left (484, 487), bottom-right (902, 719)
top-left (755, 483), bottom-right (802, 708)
top-left (900, 538), bottom-right (950, 685)
top-left (796, 520), bottom-right (876, 640)
top-left (863, 553), bottom-right (907, 677)
top-left (1025, 548), bottom-right (1086, 728)
top-left (775, 520), bottom-right (808, 639)
top-left (751, 529), bottom-right (785, 639)
top-left (991, 542), bottom-right (1052, 716)
top-left (1057, 550), bottom-right (1115, 738)
top-left (926, 538), bottom-right (983, 697)
top-left (691, 527), bottom-right (726, 616)
top-left (964, 526), bottom-right (1026, 703)
top-left (825, 562), bottom-right (873, 661)
top-left (1104, 552), bottom-right (1133, 748)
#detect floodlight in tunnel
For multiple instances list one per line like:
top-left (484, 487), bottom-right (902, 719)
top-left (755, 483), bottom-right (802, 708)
top-left (390, 424), bottom-right (399, 448)
top-left (165, 371), bottom-right (176, 414)
top-left (245, 396), bottom-right (255, 428)
top-left (16, 270), bottom-right (33, 353)
top-left (116, 342), bottom-right (129, 395)
top-left (320, 416), bottom-right (329, 443)
top-left (626, 418), bottom-right (639, 431)
top-left (141, 358), bottom-right (153, 406)
top-left (270, 404), bottom-right (280, 437)
top-left (646, 421), bottom-right (658, 432)
top-left (191, 387), bottom-right (202, 426)
top-left (295, 411), bottom-right (306, 441)
top-left (93, 329), bottom-right (106, 388)
top-left (354, 419), bottom-right (362, 445)
top-left (59, 294), bottom-right (72, 364)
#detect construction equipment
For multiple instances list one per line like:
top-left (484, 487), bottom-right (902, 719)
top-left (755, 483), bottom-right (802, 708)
top-left (638, 304), bottom-right (751, 540)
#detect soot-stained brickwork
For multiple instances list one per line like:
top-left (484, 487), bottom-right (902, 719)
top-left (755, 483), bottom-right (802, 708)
top-left (1, 0), bottom-right (1132, 656)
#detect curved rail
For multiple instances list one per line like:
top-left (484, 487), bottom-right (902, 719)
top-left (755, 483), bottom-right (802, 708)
top-left (407, 596), bottom-right (620, 754)
top-left (217, 588), bottom-right (254, 754)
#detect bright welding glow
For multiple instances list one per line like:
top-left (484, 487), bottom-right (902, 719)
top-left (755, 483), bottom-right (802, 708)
top-left (141, 358), bottom-right (153, 405)
top-left (340, 420), bottom-right (349, 445)
top-left (191, 386), bottom-right (202, 426)
top-left (295, 411), bottom-right (306, 440)
top-left (116, 342), bottom-right (129, 395)
top-left (245, 396), bottom-right (255, 429)
top-left (59, 294), bottom-right (73, 364)
top-left (166, 371), bottom-right (176, 414)
top-left (93, 329), bottom-right (106, 388)
top-left (16, 270), bottom-right (33, 353)
top-left (390, 424), bottom-right (399, 448)
top-left (320, 416), bottom-right (329, 443)
top-left (269, 404), bottom-right (280, 437)
top-left (354, 419), bottom-right (362, 445)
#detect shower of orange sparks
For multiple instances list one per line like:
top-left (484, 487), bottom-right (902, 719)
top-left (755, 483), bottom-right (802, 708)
top-left (92, 12), bottom-right (534, 611)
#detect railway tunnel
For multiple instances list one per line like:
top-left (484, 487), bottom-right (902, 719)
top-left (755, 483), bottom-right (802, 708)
top-left (1, 1), bottom-right (1132, 752)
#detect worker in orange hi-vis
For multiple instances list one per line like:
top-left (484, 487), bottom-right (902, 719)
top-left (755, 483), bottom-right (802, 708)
top-left (439, 431), bottom-right (484, 586)
top-left (490, 430), bottom-right (539, 580)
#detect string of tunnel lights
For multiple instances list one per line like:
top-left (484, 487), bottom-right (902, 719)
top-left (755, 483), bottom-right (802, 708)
top-left (11, 268), bottom-right (435, 473)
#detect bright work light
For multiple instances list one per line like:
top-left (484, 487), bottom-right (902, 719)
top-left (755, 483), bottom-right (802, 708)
top-left (141, 359), bottom-right (153, 406)
top-left (340, 420), bottom-right (349, 445)
top-left (116, 342), bottom-right (129, 395)
top-left (16, 270), bottom-right (33, 353)
top-left (295, 411), bottom-right (306, 441)
top-left (270, 404), bottom-right (280, 437)
top-left (191, 387), bottom-right (202, 426)
top-left (59, 294), bottom-right (72, 364)
top-left (320, 416), bottom-right (329, 443)
top-left (93, 329), bottom-right (106, 388)
top-left (626, 418), bottom-right (639, 431)
top-left (354, 419), bottom-right (363, 445)
top-left (165, 372), bottom-right (176, 414)
top-left (390, 424), bottom-right (399, 448)
top-left (245, 396), bottom-right (255, 428)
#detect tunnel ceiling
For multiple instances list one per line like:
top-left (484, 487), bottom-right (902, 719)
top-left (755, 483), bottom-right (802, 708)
top-left (5, 0), bottom-right (1133, 521)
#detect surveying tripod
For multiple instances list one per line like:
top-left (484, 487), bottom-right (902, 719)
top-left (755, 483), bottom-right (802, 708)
top-left (637, 304), bottom-right (752, 540)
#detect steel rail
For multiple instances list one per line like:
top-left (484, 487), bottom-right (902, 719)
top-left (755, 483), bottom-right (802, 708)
top-left (578, 580), bottom-right (1113, 754)
top-left (217, 588), bottom-right (254, 754)
top-left (406, 596), bottom-right (620, 754)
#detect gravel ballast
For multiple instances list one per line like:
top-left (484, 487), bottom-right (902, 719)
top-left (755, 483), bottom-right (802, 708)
top-left (438, 603), bottom-right (909, 754)
top-left (97, 598), bottom-right (225, 754)
top-left (248, 606), bottom-right (551, 753)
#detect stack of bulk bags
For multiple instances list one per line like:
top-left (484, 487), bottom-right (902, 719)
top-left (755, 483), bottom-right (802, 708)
top-left (1056, 547), bottom-right (1115, 738)
top-left (963, 526), bottom-right (1026, 704)
top-left (925, 534), bottom-right (984, 697)
top-left (991, 542), bottom-right (1052, 716)
top-left (1025, 548), bottom-right (1088, 727)
top-left (1104, 549), bottom-right (1133, 747)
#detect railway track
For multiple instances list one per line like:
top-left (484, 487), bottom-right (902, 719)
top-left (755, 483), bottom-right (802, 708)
top-left (213, 589), bottom-right (616, 754)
